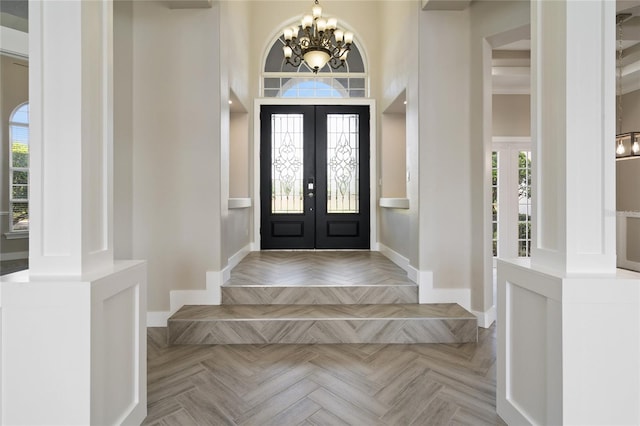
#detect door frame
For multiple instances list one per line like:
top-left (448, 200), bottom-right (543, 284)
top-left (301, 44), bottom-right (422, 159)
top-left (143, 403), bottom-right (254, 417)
top-left (253, 98), bottom-right (377, 250)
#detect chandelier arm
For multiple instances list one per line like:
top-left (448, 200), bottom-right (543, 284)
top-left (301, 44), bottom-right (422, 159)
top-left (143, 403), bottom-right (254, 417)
top-left (328, 56), bottom-right (345, 70)
top-left (286, 55), bottom-right (302, 68)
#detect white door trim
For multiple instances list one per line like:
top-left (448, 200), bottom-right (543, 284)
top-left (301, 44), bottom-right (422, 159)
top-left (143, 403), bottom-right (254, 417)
top-left (253, 98), bottom-right (377, 251)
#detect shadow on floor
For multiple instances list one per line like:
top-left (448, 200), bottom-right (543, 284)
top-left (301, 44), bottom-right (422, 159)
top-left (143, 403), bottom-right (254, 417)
top-left (1, 259), bottom-right (28, 276)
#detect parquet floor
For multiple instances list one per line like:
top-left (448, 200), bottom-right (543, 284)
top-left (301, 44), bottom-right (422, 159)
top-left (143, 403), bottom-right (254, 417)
top-left (143, 325), bottom-right (504, 425)
top-left (225, 251), bottom-right (414, 286)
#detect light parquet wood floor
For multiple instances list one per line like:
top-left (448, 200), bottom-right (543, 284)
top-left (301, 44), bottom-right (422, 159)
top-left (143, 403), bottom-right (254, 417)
top-left (143, 325), bottom-right (505, 425)
top-left (225, 251), bottom-right (415, 287)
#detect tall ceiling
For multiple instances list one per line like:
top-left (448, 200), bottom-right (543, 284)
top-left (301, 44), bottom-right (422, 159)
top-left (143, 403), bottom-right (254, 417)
top-left (3, 0), bottom-right (640, 95)
top-left (492, 1), bottom-right (640, 96)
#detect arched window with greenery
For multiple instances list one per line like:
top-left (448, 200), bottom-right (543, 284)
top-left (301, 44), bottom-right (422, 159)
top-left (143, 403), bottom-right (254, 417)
top-left (9, 102), bottom-right (29, 233)
top-left (262, 29), bottom-right (367, 98)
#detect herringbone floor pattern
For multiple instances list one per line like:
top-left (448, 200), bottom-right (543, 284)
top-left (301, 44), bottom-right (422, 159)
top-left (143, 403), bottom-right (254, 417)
top-left (226, 251), bottom-right (414, 286)
top-left (143, 325), bottom-right (504, 425)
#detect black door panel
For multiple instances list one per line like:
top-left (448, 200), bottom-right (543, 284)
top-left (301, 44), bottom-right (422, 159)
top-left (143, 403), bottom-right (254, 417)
top-left (260, 105), bottom-right (369, 249)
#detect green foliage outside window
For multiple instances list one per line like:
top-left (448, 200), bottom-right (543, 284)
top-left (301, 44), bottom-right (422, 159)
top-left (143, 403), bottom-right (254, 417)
top-left (11, 142), bottom-right (29, 231)
top-left (12, 142), bottom-right (29, 168)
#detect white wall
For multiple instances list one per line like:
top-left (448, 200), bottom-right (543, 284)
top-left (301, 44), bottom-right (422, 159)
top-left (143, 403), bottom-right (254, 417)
top-left (469, 0), bottom-right (530, 314)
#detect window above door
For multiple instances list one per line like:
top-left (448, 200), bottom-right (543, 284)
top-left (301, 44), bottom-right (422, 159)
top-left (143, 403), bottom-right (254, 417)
top-left (262, 29), bottom-right (368, 98)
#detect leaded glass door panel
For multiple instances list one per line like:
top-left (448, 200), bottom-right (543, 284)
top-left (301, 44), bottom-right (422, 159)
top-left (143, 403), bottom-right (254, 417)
top-left (260, 105), bottom-right (370, 249)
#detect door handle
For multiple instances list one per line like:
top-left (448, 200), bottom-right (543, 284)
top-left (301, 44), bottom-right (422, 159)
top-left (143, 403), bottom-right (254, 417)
top-left (308, 192), bottom-right (314, 198)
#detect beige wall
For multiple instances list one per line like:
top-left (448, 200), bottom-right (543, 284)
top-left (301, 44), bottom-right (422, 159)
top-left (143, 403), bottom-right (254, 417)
top-left (378, 1), bottom-right (419, 265)
top-left (618, 159), bottom-right (640, 212)
top-left (380, 113), bottom-right (406, 198)
top-left (229, 112), bottom-right (250, 198)
top-left (419, 9), bottom-right (472, 290)
top-left (132, 1), bottom-right (223, 310)
top-left (617, 89), bottom-right (640, 266)
top-left (620, 89), bottom-right (640, 134)
top-left (247, 1), bottom-right (383, 102)
top-left (493, 94), bottom-right (530, 136)
top-left (129, 0), bottom-right (252, 311)
top-left (114, 0), bottom-right (134, 260)
top-left (0, 54), bottom-right (29, 259)
top-left (221, 1), bottom-right (252, 267)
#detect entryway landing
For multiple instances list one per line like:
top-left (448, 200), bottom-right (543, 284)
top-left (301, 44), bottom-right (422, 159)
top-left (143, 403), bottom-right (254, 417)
top-left (222, 251), bottom-right (417, 304)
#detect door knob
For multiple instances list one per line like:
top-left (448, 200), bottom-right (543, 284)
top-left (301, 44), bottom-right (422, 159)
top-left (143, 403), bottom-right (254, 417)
top-left (308, 192), bottom-right (314, 198)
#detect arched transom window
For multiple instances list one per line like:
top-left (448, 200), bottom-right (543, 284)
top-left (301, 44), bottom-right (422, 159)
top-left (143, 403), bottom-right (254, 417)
top-left (262, 31), bottom-right (368, 98)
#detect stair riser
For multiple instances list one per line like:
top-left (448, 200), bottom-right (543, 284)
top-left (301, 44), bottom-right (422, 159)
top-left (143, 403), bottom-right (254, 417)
top-left (221, 286), bottom-right (418, 305)
top-left (168, 318), bottom-right (477, 345)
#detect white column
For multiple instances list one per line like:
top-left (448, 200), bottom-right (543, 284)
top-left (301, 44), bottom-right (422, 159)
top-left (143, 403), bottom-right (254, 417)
top-left (1, 2), bottom-right (146, 424)
top-left (498, 1), bottom-right (640, 425)
top-left (530, 0), bottom-right (616, 276)
top-left (29, 0), bottom-right (114, 276)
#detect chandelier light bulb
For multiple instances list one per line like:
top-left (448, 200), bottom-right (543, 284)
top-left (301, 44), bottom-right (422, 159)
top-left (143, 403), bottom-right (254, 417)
top-left (344, 32), bottom-right (354, 45)
top-left (327, 18), bottom-right (337, 30)
top-left (283, 46), bottom-right (293, 58)
top-left (617, 140), bottom-right (626, 155)
top-left (317, 19), bottom-right (327, 33)
top-left (312, 4), bottom-right (322, 18)
top-left (334, 29), bottom-right (344, 43)
top-left (302, 15), bottom-right (313, 28)
top-left (633, 140), bottom-right (640, 154)
top-left (284, 28), bottom-right (293, 41)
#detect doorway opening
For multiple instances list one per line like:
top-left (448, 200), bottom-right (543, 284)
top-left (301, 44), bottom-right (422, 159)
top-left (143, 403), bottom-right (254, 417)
top-left (260, 105), bottom-right (370, 249)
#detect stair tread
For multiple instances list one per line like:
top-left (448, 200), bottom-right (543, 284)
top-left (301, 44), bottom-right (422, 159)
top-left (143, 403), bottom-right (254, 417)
top-left (169, 303), bottom-right (475, 322)
top-left (223, 282), bottom-right (417, 287)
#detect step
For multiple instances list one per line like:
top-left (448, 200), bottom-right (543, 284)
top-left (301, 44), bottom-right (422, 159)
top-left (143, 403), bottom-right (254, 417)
top-left (221, 283), bottom-right (418, 305)
top-left (168, 303), bottom-right (477, 345)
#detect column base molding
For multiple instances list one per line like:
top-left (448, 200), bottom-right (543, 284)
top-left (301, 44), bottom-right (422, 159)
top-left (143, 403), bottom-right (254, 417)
top-left (1, 261), bottom-right (147, 425)
top-left (497, 258), bottom-right (640, 425)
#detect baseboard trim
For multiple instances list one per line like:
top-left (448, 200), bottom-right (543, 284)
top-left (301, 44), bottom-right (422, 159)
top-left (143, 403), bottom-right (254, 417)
top-left (148, 244), bottom-right (252, 327)
top-left (378, 243), bottom-right (417, 283)
top-left (471, 305), bottom-right (496, 328)
top-left (0, 251), bottom-right (28, 261)
top-left (224, 243), bottom-right (251, 283)
top-left (417, 270), bottom-right (471, 312)
top-left (378, 245), bottom-right (471, 311)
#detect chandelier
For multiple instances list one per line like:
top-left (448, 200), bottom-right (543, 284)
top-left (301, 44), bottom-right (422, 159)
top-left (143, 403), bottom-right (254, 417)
top-left (615, 13), bottom-right (640, 158)
top-left (282, 0), bottom-right (354, 73)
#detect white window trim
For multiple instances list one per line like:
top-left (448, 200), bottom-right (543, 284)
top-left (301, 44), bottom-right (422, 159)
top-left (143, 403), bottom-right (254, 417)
top-left (8, 102), bottom-right (29, 235)
top-left (492, 137), bottom-right (531, 261)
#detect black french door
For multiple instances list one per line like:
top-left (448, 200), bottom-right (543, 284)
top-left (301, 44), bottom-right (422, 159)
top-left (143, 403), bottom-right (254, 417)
top-left (260, 105), bottom-right (370, 249)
